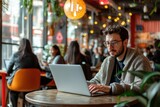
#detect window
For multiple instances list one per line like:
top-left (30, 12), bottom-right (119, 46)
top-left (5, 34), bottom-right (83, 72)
top-left (1, 0), bottom-right (46, 69)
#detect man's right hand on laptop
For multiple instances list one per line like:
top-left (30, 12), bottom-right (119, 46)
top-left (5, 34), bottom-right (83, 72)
top-left (88, 84), bottom-right (111, 94)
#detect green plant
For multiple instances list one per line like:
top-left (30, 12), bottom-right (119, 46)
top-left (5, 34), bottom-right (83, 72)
top-left (22, 0), bottom-right (65, 22)
top-left (115, 71), bottom-right (160, 107)
top-left (141, 0), bottom-right (160, 15)
top-left (42, 44), bottom-right (52, 62)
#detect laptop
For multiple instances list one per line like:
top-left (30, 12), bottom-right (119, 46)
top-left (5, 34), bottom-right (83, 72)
top-left (49, 64), bottom-right (105, 96)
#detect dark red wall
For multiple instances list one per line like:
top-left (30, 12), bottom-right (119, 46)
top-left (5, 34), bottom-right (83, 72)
top-left (130, 14), bottom-right (160, 47)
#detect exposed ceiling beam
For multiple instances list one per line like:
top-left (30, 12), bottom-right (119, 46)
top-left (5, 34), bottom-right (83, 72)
top-left (86, 3), bottom-right (101, 16)
top-left (108, 0), bottom-right (128, 18)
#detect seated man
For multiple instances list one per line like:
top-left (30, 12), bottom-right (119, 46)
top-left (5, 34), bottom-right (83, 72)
top-left (88, 24), bottom-right (152, 95)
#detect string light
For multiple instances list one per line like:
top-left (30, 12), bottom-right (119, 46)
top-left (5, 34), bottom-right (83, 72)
top-left (102, 24), bottom-right (107, 28)
top-left (108, 16), bottom-right (112, 20)
top-left (118, 13), bottom-right (122, 16)
top-left (104, 5), bottom-right (108, 9)
top-left (129, 12), bottom-right (132, 16)
top-left (90, 30), bottom-right (94, 34)
top-left (94, 21), bottom-right (98, 25)
top-left (118, 6), bottom-right (121, 10)
top-left (88, 16), bottom-right (92, 20)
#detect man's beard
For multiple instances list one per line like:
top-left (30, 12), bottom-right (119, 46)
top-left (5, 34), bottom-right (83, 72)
top-left (115, 44), bottom-right (124, 57)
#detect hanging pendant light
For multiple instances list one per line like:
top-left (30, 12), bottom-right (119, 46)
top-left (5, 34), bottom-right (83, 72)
top-left (64, 0), bottom-right (86, 20)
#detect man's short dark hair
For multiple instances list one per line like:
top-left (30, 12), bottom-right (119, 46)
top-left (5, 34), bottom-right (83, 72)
top-left (103, 24), bottom-right (129, 41)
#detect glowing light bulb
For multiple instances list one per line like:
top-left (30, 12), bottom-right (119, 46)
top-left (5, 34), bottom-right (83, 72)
top-left (64, 0), bottom-right (86, 20)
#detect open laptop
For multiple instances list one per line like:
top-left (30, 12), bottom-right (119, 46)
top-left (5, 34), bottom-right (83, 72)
top-left (49, 64), bottom-right (105, 96)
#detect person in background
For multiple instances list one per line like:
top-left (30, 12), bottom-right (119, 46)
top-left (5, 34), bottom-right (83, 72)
top-left (41, 44), bottom-right (65, 85)
top-left (64, 40), bottom-right (92, 80)
top-left (88, 40), bottom-right (94, 60)
top-left (143, 46), bottom-right (153, 60)
top-left (152, 39), bottom-right (160, 64)
top-left (7, 38), bottom-right (43, 107)
top-left (151, 39), bottom-right (160, 71)
top-left (91, 47), bottom-right (102, 68)
top-left (88, 24), bottom-right (152, 95)
top-left (81, 48), bottom-right (92, 66)
top-left (97, 45), bottom-right (105, 62)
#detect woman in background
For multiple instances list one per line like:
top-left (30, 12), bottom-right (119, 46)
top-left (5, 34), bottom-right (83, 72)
top-left (7, 38), bottom-right (42, 107)
top-left (41, 44), bottom-right (65, 84)
top-left (64, 40), bottom-right (92, 80)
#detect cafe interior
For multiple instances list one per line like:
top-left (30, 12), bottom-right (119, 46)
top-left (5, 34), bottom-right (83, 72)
top-left (0, 0), bottom-right (160, 107)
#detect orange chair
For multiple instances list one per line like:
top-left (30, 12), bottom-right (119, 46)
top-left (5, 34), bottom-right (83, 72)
top-left (40, 72), bottom-right (56, 88)
top-left (7, 68), bottom-right (41, 106)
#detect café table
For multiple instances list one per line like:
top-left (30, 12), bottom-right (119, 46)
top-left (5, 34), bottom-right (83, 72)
top-left (0, 70), bottom-right (7, 107)
top-left (25, 89), bottom-right (138, 107)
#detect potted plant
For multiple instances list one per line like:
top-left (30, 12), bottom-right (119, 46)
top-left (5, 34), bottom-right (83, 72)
top-left (115, 70), bottom-right (160, 107)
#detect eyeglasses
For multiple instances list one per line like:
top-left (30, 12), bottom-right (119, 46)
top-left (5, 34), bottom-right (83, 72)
top-left (103, 40), bottom-right (122, 47)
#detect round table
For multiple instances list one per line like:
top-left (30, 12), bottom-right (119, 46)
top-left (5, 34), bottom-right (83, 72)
top-left (25, 89), bottom-right (138, 107)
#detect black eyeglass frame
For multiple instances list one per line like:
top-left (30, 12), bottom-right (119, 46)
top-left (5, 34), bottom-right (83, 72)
top-left (103, 40), bottom-right (122, 47)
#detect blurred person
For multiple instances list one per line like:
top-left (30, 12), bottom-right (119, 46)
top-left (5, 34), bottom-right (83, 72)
top-left (152, 39), bottom-right (160, 64)
top-left (7, 38), bottom-right (43, 107)
top-left (64, 40), bottom-right (92, 80)
top-left (91, 47), bottom-right (102, 68)
top-left (97, 45), bottom-right (105, 62)
top-left (41, 44), bottom-right (65, 85)
top-left (88, 40), bottom-right (95, 59)
top-left (81, 48), bottom-right (92, 66)
top-left (152, 39), bottom-right (160, 71)
top-left (88, 24), bottom-right (152, 95)
top-left (143, 46), bottom-right (153, 60)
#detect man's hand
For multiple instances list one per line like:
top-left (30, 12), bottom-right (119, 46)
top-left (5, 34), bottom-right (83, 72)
top-left (88, 84), bottom-right (111, 94)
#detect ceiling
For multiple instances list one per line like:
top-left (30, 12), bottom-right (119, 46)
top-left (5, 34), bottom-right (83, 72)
top-left (84, 0), bottom-right (160, 21)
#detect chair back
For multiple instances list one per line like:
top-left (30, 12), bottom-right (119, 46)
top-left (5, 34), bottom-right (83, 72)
top-left (7, 68), bottom-right (41, 92)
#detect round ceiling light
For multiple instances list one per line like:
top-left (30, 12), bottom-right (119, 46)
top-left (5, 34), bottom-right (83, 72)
top-left (64, 0), bottom-right (86, 20)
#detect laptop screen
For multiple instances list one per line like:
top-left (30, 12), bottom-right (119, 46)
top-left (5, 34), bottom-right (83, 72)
top-left (49, 64), bottom-right (92, 96)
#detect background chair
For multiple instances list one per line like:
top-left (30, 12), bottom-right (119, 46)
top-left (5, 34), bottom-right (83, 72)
top-left (7, 68), bottom-right (41, 106)
top-left (40, 72), bottom-right (56, 89)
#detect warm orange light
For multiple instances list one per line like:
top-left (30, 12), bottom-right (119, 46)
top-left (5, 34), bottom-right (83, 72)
top-left (64, 0), bottom-right (86, 20)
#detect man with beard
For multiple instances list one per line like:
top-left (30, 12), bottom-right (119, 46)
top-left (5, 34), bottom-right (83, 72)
top-left (88, 24), bottom-right (152, 95)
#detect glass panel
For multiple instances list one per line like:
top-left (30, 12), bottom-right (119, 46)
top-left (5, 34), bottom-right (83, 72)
top-left (2, 0), bottom-right (28, 43)
top-left (33, 47), bottom-right (43, 62)
top-left (1, 0), bottom-right (44, 67)
top-left (32, 0), bottom-right (44, 61)
top-left (32, 0), bottom-right (43, 47)
top-left (1, 44), bottom-right (19, 70)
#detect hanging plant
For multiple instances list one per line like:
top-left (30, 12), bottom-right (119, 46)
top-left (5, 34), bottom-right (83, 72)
top-left (22, 0), bottom-right (33, 13)
top-left (142, 0), bottom-right (160, 15)
top-left (21, 0), bottom-right (65, 22)
top-left (45, 0), bottom-right (65, 22)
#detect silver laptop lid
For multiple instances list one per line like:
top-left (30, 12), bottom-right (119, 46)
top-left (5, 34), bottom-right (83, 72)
top-left (49, 64), bottom-right (91, 96)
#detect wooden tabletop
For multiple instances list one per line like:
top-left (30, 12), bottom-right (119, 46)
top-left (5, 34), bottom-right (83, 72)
top-left (25, 89), bottom-right (138, 107)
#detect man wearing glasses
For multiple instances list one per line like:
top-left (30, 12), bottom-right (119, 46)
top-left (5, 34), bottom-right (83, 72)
top-left (88, 24), bottom-right (152, 95)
